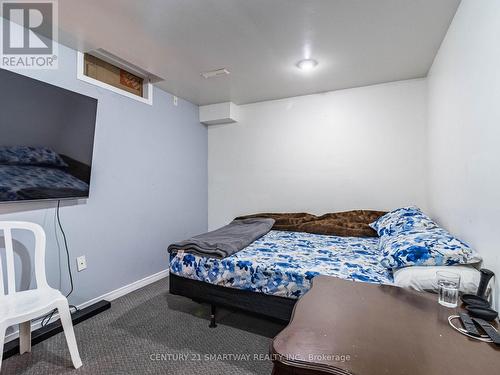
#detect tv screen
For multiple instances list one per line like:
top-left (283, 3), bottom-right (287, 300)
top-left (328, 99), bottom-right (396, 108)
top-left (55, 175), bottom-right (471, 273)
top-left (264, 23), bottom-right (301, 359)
top-left (0, 69), bottom-right (98, 203)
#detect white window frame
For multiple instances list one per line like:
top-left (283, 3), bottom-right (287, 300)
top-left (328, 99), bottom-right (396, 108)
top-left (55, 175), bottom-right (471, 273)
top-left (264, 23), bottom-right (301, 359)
top-left (77, 51), bottom-right (153, 105)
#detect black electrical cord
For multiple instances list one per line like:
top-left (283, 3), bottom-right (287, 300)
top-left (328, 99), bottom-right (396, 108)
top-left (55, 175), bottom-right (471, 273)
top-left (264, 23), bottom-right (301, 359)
top-left (56, 199), bottom-right (75, 301)
top-left (41, 200), bottom-right (78, 327)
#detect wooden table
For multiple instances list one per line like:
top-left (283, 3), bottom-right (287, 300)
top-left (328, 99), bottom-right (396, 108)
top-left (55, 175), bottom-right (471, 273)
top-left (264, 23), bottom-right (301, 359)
top-left (271, 276), bottom-right (500, 375)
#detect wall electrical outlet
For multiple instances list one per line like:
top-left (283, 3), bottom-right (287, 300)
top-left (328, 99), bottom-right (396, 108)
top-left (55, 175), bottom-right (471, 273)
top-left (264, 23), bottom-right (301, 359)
top-left (173, 96), bottom-right (178, 106)
top-left (76, 256), bottom-right (87, 272)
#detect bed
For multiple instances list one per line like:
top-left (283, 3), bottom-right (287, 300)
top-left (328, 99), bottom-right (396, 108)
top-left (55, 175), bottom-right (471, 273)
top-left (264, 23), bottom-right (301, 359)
top-left (169, 230), bottom-right (393, 322)
top-left (0, 164), bottom-right (89, 201)
top-left (0, 146), bottom-right (91, 201)
top-left (169, 207), bottom-right (482, 324)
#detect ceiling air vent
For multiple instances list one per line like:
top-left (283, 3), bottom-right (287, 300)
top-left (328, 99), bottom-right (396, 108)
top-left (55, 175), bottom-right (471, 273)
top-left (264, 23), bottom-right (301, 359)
top-left (201, 68), bottom-right (230, 79)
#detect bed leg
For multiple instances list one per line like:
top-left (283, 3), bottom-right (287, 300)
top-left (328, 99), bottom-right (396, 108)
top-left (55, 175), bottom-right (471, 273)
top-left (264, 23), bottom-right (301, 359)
top-left (209, 304), bottom-right (217, 328)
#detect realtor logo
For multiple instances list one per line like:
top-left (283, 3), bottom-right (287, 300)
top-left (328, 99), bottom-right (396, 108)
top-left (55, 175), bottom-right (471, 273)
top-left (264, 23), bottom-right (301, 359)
top-left (1, 0), bottom-right (58, 69)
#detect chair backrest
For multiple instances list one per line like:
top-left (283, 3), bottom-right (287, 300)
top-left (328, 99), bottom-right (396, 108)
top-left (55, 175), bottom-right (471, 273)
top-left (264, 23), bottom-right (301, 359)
top-left (0, 221), bottom-right (48, 295)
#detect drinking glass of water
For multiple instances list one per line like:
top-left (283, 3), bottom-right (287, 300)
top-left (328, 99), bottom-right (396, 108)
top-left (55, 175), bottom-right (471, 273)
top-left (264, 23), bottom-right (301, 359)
top-left (436, 271), bottom-right (461, 308)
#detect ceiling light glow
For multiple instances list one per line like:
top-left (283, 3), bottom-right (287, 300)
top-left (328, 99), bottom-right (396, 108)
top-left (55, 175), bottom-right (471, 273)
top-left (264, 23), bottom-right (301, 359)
top-left (296, 59), bottom-right (318, 71)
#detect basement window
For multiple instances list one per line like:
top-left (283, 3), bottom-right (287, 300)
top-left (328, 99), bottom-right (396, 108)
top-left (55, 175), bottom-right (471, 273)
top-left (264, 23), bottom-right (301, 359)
top-left (77, 51), bottom-right (154, 105)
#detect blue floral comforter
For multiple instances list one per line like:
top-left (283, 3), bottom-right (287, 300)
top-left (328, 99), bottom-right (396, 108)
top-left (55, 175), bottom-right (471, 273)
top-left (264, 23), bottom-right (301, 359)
top-left (170, 230), bottom-right (393, 299)
top-left (0, 165), bottom-right (89, 201)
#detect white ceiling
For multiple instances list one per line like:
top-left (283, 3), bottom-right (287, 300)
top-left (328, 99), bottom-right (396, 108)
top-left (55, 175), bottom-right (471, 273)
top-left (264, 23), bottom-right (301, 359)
top-left (57, 0), bottom-right (460, 105)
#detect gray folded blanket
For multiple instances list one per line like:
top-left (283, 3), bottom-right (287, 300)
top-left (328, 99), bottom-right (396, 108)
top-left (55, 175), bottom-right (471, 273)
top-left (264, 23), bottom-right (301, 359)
top-left (168, 218), bottom-right (275, 259)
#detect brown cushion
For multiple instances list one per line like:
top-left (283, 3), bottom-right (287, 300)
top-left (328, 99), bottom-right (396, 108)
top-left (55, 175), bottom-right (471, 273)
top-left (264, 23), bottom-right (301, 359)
top-left (236, 210), bottom-right (386, 237)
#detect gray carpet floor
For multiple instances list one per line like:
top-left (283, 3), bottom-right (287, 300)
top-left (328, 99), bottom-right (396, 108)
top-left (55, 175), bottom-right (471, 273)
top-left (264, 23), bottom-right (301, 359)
top-left (2, 277), bottom-right (285, 374)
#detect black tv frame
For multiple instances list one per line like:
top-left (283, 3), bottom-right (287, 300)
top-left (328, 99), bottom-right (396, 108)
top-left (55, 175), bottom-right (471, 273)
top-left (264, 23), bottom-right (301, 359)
top-left (0, 69), bottom-right (98, 204)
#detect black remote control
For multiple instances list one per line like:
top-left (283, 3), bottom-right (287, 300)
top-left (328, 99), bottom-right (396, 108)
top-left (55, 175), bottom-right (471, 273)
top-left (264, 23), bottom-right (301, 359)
top-left (459, 312), bottom-right (480, 336)
top-left (472, 318), bottom-right (500, 345)
top-left (476, 269), bottom-right (494, 299)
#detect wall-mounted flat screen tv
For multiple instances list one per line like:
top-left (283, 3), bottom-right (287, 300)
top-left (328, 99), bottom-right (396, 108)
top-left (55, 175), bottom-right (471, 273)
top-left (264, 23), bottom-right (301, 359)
top-left (0, 69), bottom-right (98, 203)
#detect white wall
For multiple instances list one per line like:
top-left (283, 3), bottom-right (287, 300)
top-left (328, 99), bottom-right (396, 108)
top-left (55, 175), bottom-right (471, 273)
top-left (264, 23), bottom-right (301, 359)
top-left (209, 79), bottom-right (428, 229)
top-left (427, 0), bottom-right (500, 307)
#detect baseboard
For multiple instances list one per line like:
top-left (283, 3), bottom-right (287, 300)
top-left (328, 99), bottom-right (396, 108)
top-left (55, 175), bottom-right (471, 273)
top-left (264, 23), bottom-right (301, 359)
top-left (77, 269), bottom-right (169, 310)
top-left (4, 269), bottom-right (169, 343)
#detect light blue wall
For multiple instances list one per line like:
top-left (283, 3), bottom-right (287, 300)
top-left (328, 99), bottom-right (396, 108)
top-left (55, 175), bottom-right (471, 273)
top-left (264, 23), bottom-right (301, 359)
top-left (0, 43), bottom-right (208, 311)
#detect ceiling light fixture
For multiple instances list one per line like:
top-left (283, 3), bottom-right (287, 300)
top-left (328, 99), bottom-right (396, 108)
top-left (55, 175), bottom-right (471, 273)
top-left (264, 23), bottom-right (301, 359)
top-left (296, 59), bottom-right (318, 71)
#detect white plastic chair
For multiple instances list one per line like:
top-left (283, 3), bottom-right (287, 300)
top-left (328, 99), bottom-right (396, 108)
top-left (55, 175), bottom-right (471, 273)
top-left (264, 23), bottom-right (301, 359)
top-left (0, 221), bottom-right (82, 371)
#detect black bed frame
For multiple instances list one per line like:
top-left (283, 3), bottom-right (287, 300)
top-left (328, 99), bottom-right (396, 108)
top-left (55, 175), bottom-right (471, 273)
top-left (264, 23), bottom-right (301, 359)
top-left (169, 273), bottom-right (296, 327)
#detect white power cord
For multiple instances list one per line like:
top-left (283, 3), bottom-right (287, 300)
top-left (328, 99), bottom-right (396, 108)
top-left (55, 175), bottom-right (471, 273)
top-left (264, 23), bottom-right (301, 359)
top-left (448, 315), bottom-right (493, 343)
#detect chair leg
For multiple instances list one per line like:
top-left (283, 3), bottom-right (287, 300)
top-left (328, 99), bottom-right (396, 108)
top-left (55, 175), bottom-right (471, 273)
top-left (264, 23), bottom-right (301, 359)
top-left (19, 321), bottom-right (31, 354)
top-left (0, 323), bottom-right (6, 373)
top-left (57, 303), bottom-right (82, 369)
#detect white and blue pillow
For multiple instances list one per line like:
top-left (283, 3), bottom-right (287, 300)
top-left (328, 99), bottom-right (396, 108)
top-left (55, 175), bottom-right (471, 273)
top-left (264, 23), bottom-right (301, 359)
top-left (372, 207), bottom-right (482, 269)
top-left (378, 228), bottom-right (481, 269)
top-left (369, 206), bottom-right (438, 236)
top-left (0, 146), bottom-right (67, 168)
